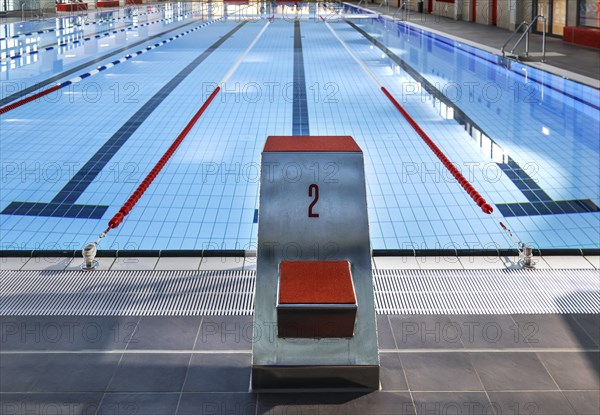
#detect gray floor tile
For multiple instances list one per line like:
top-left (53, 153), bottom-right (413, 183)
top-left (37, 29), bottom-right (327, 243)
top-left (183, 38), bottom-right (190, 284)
top-left (65, 256), bottom-right (115, 271)
top-left (257, 392), bottom-right (415, 415)
top-left (400, 353), bottom-right (483, 391)
top-left (377, 315), bottom-right (396, 349)
top-left (243, 257), bottom-right (257, 270)
top-left (127, 316), bottom-right (202, 350)
top-left (20, 257), bottom-right (72, 271)
top-left (194, 316), bottom-right (254, 350)
top-left (417, 256), bottom-right (464, 269)
top-left (0, 257), bottom-right (29, 270)
top-left (0, 316), bottom-right (73, 351)
top-left (0, 316), bottom-right (140, 351)
top-left (199, 257), bottom-right (245, 271)
top-left (155, 257), bottom-right (201, 271)
top-left (584, 256), bottom-right (600, 269)
top-left (374, 256), bottom-right (420, 269)
top-left (542, 256), bottom-right (596, 269)
top-left (177, 393), bottom-right (257, 415)
top-left (379, 353), bottom-right (408, 391)
top-left (0, 354), bottom-right (49, 392)
top-left (0, 393), bottom-right (103, 415)
top-left (537, 352), bottom-right (600, 390)
top-left (487, 391), bottom-right (577, 415)
top-left (184, 353), bottom-right (251, 392)
top-left (563, 391), bottom-right (600, 415)
top-left (571, 314), bottom-right (600, 347)
top-left (412, 392), bottom-right (493, 415)
top-left (449, 315), bottom-right (531, 349)
top-left (512, 314), bottom-right (598, 349)
top-left (99, 393), bottom-right (180, 415)
top-left (74, 316), bottom-right (140, 350)
top-left (107, 353), bottom-right (190, 392)
top-left (30, 353), bottom-right (120, 392)
top-left (458, 256), bottom-right (509, 269)
top-left (110, 257), bottom-right (159, 271)
top-left (469, 352), bottom-right (557, 391)
top-left (390, 315), bottom-right (464, 349)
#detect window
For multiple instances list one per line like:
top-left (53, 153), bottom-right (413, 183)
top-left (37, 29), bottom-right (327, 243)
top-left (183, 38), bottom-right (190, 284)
top-left (579, 0), bottom-right (600, 28)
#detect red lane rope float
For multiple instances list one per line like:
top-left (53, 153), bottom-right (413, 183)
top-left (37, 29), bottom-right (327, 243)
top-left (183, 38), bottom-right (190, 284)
top-left (104, 86), bottom-right (221, 233)
top-left (381, 86), bottom-right (493, 214)
top-left (0, 84), bottom-right (62, 115)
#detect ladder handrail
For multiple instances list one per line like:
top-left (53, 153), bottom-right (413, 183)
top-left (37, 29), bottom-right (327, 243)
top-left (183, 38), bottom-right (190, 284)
top-left (393, 0), bottom-right (408, 20)
top-left (509, 16), bottom-right (541, 55)
top-left (377, 0), bottom-right (388, 12)
top-left (501, 20), bottom-right (529, 55)
top-left (501, 15), bottom-right (547, 62)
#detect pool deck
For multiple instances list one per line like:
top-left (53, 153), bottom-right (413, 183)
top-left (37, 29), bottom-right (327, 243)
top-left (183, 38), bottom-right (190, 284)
top-left (346, 1), bottom-right (600, 86)
top-left (1, 253), bottom-right (599, 272)
top-left (1, 313), bottom-right (598, 415)
top-left (1, 256), bottom-right (599, 415)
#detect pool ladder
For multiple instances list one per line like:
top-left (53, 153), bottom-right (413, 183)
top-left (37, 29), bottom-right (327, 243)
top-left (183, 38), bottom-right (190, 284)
top-left (501, 15), bottom-right (547, 63)
top-left (392, 1), bottom-right (409, 21)
top-left (20, 0), bottom-right (46, 21)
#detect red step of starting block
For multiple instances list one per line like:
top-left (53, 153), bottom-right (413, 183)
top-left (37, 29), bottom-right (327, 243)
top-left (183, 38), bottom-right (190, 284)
top-left (277, 260), bottom-right (357, 338)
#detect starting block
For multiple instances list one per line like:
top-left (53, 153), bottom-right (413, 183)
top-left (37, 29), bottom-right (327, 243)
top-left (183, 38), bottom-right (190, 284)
top-left (252, 136), bottom-right (379, 391)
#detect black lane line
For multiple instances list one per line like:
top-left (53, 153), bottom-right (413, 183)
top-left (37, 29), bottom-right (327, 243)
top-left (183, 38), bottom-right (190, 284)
top-left (498, 157), bottom-right (553, 203)
top-left (2, 21), bottom-right (247, 220)
top-left (292, 20), bottom-right (309, 136)
top-left (494, 156), bottom-right (599, 217)
top-left (345, 19), bottom-right (600, 218)
top-left (0, 16), bottom-right (207, 107)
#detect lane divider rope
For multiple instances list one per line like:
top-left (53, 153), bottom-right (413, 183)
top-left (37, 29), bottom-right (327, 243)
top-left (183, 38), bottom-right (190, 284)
top-left (0, 2), bottom-right (170, 41)
top-left (101, 20), bottom-right (272, 236)
top-left (323, 18), bottom-right (493, 215)
top-left (0, 17), bottom-right (223, 115)
top-left (1, 7), bottom-right (205, 63)
top-left (380, 87), bottom-right (493, 214)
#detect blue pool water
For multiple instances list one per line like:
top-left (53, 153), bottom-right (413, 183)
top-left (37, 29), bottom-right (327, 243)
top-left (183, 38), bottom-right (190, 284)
top-left (1, 2), bottom-right (598, 252)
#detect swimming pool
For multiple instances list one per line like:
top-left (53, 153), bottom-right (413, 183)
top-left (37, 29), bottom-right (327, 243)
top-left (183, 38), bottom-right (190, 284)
top-left (1, 2), bottom-right (598, 252)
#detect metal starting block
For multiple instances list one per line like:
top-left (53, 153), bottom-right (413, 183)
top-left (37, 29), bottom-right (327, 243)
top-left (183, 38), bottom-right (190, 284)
top-left (252, 136), bottom-right (379, 391)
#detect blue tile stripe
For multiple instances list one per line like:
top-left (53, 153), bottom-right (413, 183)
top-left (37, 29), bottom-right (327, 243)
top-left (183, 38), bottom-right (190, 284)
top-left (0, 6), bottom-right (171, 41)
top-left (292, 20), bottom-right (309, 136)
top-left (0, 8), bottom-right (203, 63)
top-left (1, 21), bottom-right (247, 220)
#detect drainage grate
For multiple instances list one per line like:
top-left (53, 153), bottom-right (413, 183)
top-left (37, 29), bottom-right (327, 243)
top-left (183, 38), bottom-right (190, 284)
top-left (0, 270), bottom-right (255, 316)
top-left (373, 269), bottom-right (600, 314)
top-left (0, 269), bottom-right (598, 315)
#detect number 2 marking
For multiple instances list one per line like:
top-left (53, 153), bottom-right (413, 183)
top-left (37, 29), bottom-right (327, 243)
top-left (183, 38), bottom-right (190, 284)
top-left (308, 184), bottom-right (319, 218)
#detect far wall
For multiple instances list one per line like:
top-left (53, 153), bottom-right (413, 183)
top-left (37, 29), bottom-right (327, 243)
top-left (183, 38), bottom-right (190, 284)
top-left (368, 0), bottom-right (580, 32)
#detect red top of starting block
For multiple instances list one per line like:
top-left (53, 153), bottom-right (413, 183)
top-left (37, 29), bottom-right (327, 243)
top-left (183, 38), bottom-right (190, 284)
top-left (278, 260), bottom-right (357, 305)
top-left (264, 136), bottom-right (362, 153)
